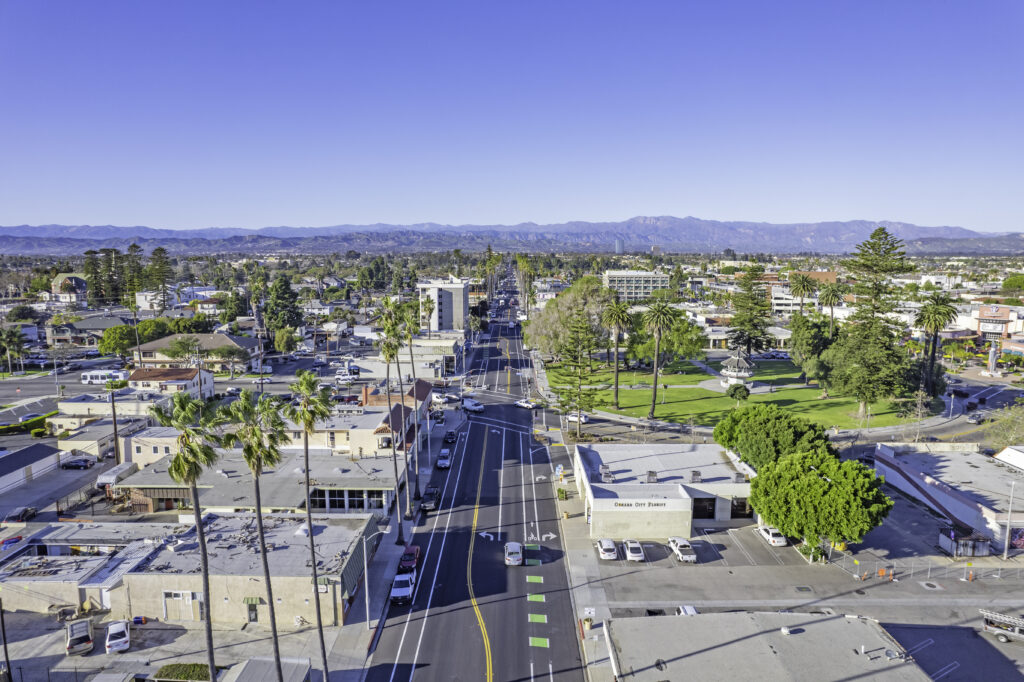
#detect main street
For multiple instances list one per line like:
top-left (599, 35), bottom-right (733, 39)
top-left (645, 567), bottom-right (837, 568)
top-left (368, 301), bottom-right (584, 681)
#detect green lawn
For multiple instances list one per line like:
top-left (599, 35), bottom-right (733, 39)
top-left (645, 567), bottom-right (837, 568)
top-left (551, 358), bottom-right (937, 430)
top-left (546, 360), bottom-right (709, 387)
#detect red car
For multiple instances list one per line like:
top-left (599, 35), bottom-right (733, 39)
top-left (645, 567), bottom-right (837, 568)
top-left (398, 545), bottom-right (421, 573)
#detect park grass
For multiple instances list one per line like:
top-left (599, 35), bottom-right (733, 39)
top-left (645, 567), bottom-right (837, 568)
top-left (545, 360), bottom-right (709, 387)
top-left (550, 358), bottom-right (936, 430)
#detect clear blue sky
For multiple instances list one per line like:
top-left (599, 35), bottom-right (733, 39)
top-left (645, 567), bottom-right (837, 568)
top-left (1, 1), bottom-right (1021, 232)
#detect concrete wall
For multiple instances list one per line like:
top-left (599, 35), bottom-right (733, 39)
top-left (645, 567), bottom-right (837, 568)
top-left (589, 504), bottom-right (693, 539)
top-left (0, 450), bottom-right (65, 495)
top-left (0, 580), bottom-right (81, 613)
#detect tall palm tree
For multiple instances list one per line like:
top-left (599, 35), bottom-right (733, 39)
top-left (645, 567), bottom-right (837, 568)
top-left (375, 332), bottom-right (407, 546)
top-left (220, 390), bottom-right (288, 682)
top-left (420, 295), bottom-right (435, 339)
top-left (642, 301), bottom-right (678, 420)
top-left (150, 393), bottom-right (223, 682)
top-left (788, 273), bottom-right (817, 316)
top-left (380, 298), bottom-right (414, 520)
top-left (401, 303), bottom-right (424, 501)
top-left (0, 327), bottom-right (25, 376)
top-left (283, 371), bottom-right (332, 679)
top-left (915, 292), bottom-right (959, 396)
top-left (817, 282), bottom-right (847, 336)
top-left (601, 300), bottom-right (632, 410)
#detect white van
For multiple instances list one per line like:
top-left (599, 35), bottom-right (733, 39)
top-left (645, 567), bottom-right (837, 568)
top-left (65, 618), bottom-right (94, 656)
top-left (96, 462), bottom-right (139, 490)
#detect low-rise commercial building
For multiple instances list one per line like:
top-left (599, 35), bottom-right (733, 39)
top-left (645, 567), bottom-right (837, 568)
top-left (573, 443), bottom-right (753, 539)
top-left (0, 444), bottom-right (64, 497)
top-left (57, 418), bottom-right (147, 461)
top-left (128, 367), bottom-right (215, 400)
top-left (130, 333), bottom-right (260, 372)
top-left (52, 389), bottom-right (168, 432)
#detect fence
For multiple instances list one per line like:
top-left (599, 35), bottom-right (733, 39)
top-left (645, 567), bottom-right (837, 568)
top-left (830, 551), bottom-right (1024, 583)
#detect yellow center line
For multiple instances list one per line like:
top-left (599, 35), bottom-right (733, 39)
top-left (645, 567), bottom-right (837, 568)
top-left (466, 428), bottom-right (494, 682)
top-left (505, 339), bottom-right (512, 394)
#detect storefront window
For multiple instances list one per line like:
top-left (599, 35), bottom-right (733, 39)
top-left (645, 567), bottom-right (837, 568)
top-left (692, 497), bottom-right (716, 519)
top-left (731, 497), bottom-right (753, 519)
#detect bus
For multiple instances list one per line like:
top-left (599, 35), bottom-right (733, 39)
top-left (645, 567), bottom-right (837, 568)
top-left (80, 370), bottom-right (129, 385)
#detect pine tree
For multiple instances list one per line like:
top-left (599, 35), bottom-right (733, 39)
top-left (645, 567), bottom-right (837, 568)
top-left (147, 247), bottom-right (174, 314)
top-left (727, 265), bottom-right (772, 354)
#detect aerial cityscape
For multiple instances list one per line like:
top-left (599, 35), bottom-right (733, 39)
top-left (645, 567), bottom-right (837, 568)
top-left (1, 3), bottom-right (1023, 682)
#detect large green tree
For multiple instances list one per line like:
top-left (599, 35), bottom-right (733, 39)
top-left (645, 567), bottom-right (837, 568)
top-left (97, 325), bottom-right (138, 360)
top-left (265, 274), bottom-right (302, 332)
top-left (727, 265), bottom-right (773, 354)
top-left (146, 247), bottom-right (174, 314)
top-left (816, 282), bottom-right (847, 336)
top-left (713, 404), bottom-right (834, 471)
top-left (523, 277), bottom-right (616, 357)
top-left (751, 446), bottom-right (893, 547)
top-left (789, 313), bottom-right (836, 391)
top-left (560, 311), bottom-right (599, 438)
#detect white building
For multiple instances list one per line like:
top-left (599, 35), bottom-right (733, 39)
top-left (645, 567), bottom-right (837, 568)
top-left (128, 368), bottom-right (215, 400)
top-left (417, 276), bottom-right (470, 331)
top-left (602, 270), bottom-right (672, 302)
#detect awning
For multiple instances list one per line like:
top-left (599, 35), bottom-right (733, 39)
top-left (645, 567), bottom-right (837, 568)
top-left (243, 597), bottom-right (261, 605)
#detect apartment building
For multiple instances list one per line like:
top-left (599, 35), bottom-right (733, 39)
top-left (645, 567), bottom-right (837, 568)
top-left (601, 270), bottom-right (672, 302)
top-left (417, 276), bottom-right (470, 331)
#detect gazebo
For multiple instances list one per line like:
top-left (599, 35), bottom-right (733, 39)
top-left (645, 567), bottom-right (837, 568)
top-left (720, 348), bottom-right (755, 388)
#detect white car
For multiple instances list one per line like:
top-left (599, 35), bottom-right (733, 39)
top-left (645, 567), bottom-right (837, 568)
top-left (436, 449), bottom-right (452, 469)
top-left (515, 399), bottom-right (538, 409)
top-left (389, 568), bottom-right (417, 605)
top-left (566, 413), bottom-right (590, 424)
top-left (251, 377), bottom-right (273, 384)
top-left (104, 620), bottom-right (130, 654)
top-left (504, 541), bottom-right (523, 566)
top-left (595, 538), bottom-right (617, 560)
top-left (758, 526), bottom-right (788, 547)
top-left (623, 539), bottom-right (645, 562)
top-left (329, 361), bottom-right (345, 368)
top-left (463, 399), bottom-right (485, 413)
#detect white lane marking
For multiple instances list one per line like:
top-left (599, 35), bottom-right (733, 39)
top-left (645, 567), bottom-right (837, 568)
top-left (549, 661), bottom-right (554, 681)
top-left (526, 431), bottom-right (543, 544)
top-left (497, 431), bottom-right (505, 542)
top-left (520, 428), bottom-right (529, 543)
top-left (389, 425), bottom-right (474, 681)
top-left (725, 528), bottom-right (757, 566)
top-left (907, 638), bottom-right (934, 655)
top-left (701, 529), bottom-right (729, 566)
top-left (932, 662), bottom-right (960, 680)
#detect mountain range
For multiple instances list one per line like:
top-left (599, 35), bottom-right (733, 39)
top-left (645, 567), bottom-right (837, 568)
top-left (0, 217), bottom-right (1018, 256)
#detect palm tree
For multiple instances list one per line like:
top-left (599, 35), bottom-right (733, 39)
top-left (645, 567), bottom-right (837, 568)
top-left (400, 303), bottom-right (424, 501)
top-left (642, 301), bottom-right (679, 420)
top-left (601, 300), bottom-right (632, 410)
top-left (788, 273), bottom-right (817, 316)
top-left (220, 390), bottom-right (288, 682)
top-left (915, 292), bottom-right (959, 396)
top-left (375, 333), bottom-right (407, 546)
top-left (817, 282), bottom-right (847, 336)
top-left (0, 327), bottom-right (25, 376)
top-left (420, 295), bottom-right (435, 339)
top-left (381, 298), bottom-right (414, 519)
top-left (282, 371), bottom-right (332, 678)
top-left (150, 393), bottom-right (222, 682)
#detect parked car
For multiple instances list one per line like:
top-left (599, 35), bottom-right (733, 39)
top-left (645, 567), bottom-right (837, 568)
top-left (389, 569), bottom-right (417, 605)
top-left (504, 541), bottom-right (523, 566)
top-left (18, 413), bottom-right (41, 423)
top-left (421, 485), bottom-right (440, 512)
top-left (65, 619), bottom-right (94, 656)
top-left (515, 399), bottom-right (538, 409)
top-left (757, 526), bottom-right (788, 547)
top-left (967, 413), bottom-right (986, 425)
top-left (3, 506), bottom-right (37, 524)
top-left (566, 413), bottom-right (590, 424)
top-left (623, 539), bottom-right (645, 562)
top-left (444, 430), bottom-right (457, 444)
top-left (436, 449), bottom-right (452, 469)
top-left (225, 387), bottom-right (241, 396)
top-left (251, 377), bottom-right (273, 384)
top-left (61, 458), bottom-right (95, 470)
top-left (398, 545), bottom-right (421, 573)
top-left (595, 538), bottom-right (617, 560)
top-left (667, 537), bottom-right (698, 563)
top-left (104, 620), bottom-right (130, 654)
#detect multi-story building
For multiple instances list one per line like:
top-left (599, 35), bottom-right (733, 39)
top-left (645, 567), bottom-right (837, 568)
top-left (128, 367), bottom-right (215, 400)
top-left (417, 276), bottom-right (470, 331)
top-left (130, 333), bottom-right (259, 372)
top-left (601, 270), bottom-right (672, 302)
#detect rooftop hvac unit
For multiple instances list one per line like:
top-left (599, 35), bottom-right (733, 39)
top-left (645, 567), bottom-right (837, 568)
top-left (646, 470), bottom-right (658, 483)
top-left (599, 464), bottom-right (610, 474)
top-left (734, 472), bottom-right (746, 483)
top-left (690, 470), bottom-right (702, 483)
top-left (601, 471), bottom-right (615, 483)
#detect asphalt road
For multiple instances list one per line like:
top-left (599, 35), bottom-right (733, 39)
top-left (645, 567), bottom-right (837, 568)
top-left (369, 302), bottom-right (584, 681)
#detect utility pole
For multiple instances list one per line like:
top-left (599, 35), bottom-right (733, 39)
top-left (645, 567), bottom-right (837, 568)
top-left (0, 597), bottom-right (12, 682)
top-left (1005, 481), bottom-right (1016, 561)
top-left (109, 387), bottom-right (122, 465)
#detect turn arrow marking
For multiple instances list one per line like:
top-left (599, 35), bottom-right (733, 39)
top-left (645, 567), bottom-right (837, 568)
top-left (541, 532), bottom-right (557, 541)
top-left (478, 532), bottom-right (494, 541)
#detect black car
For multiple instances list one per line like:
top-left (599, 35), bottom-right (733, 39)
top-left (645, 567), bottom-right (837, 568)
top-left (61, 458), bottom-right (95, 470)
top-left (421, 485), bottom-right (440, 512)
top-left (444, 430), bottom-right (457, 444)
top-left (3, 506), bottom-right (37, 523)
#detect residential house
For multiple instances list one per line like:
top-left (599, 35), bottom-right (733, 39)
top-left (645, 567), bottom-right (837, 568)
top-left (128, 367), bottom-right (215, 400)
top-left (49, 273), bottom-right (87, 307)
top-left (130, 333), bottom-right (259, 371)
top-left (46, 315), bottom-right (132, 348)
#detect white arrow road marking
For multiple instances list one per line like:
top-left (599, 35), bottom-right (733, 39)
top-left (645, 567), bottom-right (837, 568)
top-left (478, 531), bottom-right (494, 541)
top-left (535, 475), bottom-right (546, 482)
top-left (542, 532), bottom-right (557, 541)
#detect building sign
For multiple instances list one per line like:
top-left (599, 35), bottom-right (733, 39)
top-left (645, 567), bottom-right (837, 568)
top-left (979, 322), bottom-right (1006, 333)
top-left (612, 501), bottom-right (669, 509)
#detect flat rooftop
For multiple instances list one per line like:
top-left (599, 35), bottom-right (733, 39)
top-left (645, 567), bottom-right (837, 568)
top-left (606, 613), bottom-right (928, 681)
top-left (128, 426), bottom-right (182, 439)
top-left (577, 443), bottom-right (738, 485)
top-left (880, 444), bottom-right (1024, 513)
top-left (116, 447), bottom-right (398, 509)
top-left (133, 513), bottom-right (371, 578)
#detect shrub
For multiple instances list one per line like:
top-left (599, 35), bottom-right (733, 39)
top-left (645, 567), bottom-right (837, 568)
top-left (154, 663), bottom-right (214, 681)
top-left (30, 428), bottom-right (46, 438)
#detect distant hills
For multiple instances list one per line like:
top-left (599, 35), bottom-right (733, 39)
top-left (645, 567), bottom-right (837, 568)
top-left (0, 217), bottom-right (1018, 256)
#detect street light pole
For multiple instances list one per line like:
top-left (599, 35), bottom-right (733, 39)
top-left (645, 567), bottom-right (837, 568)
top-left (1005, 481), bottom-right (1016, 561)
top-left (362, 529), bottom-right (388, 631)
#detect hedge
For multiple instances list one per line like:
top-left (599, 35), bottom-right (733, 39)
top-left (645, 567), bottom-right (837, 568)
top-left (0, 410), bottom-right (57, 436)
top-left (153, 663), bottom-right (216, 681)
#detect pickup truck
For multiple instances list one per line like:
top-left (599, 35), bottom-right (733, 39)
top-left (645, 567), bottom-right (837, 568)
top-left (667, 537), bottom-right (698, 564)
top-left (389, 568), bottom-right (417, 605)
